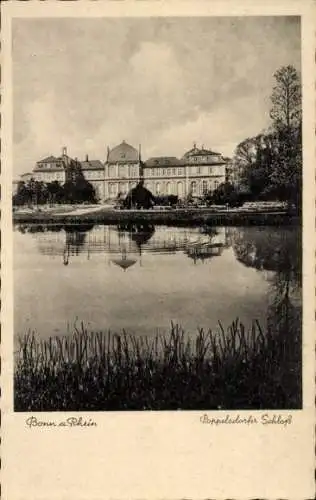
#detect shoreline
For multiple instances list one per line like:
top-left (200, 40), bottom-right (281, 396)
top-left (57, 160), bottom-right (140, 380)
top-left (13, 208), bottom-right (300, 226)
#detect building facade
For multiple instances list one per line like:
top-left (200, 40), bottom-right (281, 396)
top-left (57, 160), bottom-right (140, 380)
top-left (142, 145), bottom-right (228, 199)
top-left (19, 142), bottom-right (230, 202)
top-left (104, 141), bottom-right (142, 199)
top-left (80, 155), bottom-right (105, 201)
top-left (32, 148), bottom-right (73, 184)
top-left (143, 156), bottom-right (186, 198)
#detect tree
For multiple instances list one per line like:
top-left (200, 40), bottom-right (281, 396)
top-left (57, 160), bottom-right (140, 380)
top-left (124, 181), bottom-right (155, 209)
top-left (207, 181), bottom-right (242, 207)
top-left (270, 65), bottom-right (301, 131)
top-left (46, 181), bottom-right (64, 205)
top-left (231, 65), bottom-right (302, 210)
top-left (13, 181), bottom-right (32, 206)
top-left (269, 66), bottom-right (302, 210)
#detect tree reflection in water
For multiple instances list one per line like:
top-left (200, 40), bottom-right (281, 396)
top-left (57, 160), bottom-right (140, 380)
top-left (231, 226), bottom-right (301, 296)
top-left (231, 226), bottom-right (302, 406)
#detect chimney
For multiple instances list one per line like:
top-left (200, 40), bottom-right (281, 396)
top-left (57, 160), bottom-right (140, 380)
top-left (85, 154), bottom-right (89, 162)
top-left (107, 146), bottom-right (110, 161)
top-left (139, 144), bottom-right (141, 161)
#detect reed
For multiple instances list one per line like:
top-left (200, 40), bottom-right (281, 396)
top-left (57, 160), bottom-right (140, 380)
top-left (14, 316), bottom-right (301, 411)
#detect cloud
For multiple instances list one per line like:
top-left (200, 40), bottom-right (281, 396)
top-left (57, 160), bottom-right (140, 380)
top-left (12, 17), bottom-right (301, 177)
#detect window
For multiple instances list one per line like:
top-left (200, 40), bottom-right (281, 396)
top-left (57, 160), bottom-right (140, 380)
top-left (120, 182), bottom-right (128, 194)
top-left (172, 168), bottom-right (176, 175)
top-left (177, 181), bottom-right (183, 197)
top-left (151, 169), bottom-right (154, 177)
top-left (214, 180), bottom-right (219, 190)
top-left (167, 168), bottom-right (171, 176)
top-left (109, 183), bottom-right (117, 195)
top-left (191, 181), bottom-right (197, 195)
top-left (163, 169), bottom-right (166, 176)
top-left (109, 166), bottom-right (115, 177)
top-left (119, 165), bottom-right (126, 177)
top-left (197, 167), bottom-right (201, 174)
top-left (178, 168), bottom-right (182, 176)
top-left (202, 180), bottom-right (208, 194)
top-left (166, 182), bottom-right (172, 195)
top-left (209, 166), bottom-right (212, 174)
top-left (156, 182), bottom-right (161, 194)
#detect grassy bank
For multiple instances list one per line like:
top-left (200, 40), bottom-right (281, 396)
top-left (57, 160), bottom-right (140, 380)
top-left (13, 208), bottom-right (300, 227)
top-left (15, 313), bottom-right (301, 411)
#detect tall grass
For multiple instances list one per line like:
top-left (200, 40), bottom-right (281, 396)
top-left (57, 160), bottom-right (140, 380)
top-left (14, 316), bottom-right (301, 411)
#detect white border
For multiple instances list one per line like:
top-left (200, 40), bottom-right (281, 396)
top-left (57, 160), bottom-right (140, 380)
top-left (2, 2), bottom-right (315, 499)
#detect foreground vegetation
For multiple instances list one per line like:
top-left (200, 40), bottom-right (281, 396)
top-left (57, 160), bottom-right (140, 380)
top-left (15, 310), bottom-right (301, 411)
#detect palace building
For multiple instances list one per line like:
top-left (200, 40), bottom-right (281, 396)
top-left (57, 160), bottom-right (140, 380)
top-left (104, 140), bottom-right (142, 199)
top-left (143, 144), bottom-right (228, 199)
top-left (32, 148), bottom-right (72, 184)
top-left (19, 141), bottom-right (230, 202)
top-left (79, 156), bottom-right (104, 201)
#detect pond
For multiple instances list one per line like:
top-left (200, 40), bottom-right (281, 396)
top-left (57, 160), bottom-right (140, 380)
top-left (13, 223), bottom-right (302, 339)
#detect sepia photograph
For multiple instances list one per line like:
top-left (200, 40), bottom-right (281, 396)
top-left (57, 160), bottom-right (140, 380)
top-left (12, 15), bottom-right (303, 412)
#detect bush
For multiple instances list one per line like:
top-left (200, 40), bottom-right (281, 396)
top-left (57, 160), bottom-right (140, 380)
top-left (154, 195), bottom-right (178, 207)
top-left (205, 182), bottom-right (244, 207)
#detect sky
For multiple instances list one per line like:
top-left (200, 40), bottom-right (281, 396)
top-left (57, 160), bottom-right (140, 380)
top-left (12, 16), bottom-right (301, 177)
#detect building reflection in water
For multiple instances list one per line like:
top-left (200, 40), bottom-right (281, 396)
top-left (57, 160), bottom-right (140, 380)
top-left (15, 222), bottom-right (231, 268)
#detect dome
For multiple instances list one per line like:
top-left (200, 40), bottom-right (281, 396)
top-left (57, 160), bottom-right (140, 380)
top-left (107, 141), bottom-right (139, 163)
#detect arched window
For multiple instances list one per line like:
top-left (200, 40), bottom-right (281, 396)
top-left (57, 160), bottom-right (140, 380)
top-left (191, 181), bottom-right (197, 195)
top-left (177, 181), bottom-right (183, 197)
top-left (156, 182), bottom-right (161, 194)
top-left (166, 182), bottom-right (172, 195)
top-left (202, 180), bottom-right (208, 194)
top-left (109, 183), bottom-right (117, 196)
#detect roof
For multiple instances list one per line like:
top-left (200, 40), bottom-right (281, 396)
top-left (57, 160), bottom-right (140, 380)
top-left (80, 160), bottom-right (104, 170)
top-left (35, 154), bottom-right (75, 171)
top-left (34, 163), bottom-right (65, 172)
top-left (182, 147), bottom-right (222, 159)
top-left (37, 156), bottom-right (60, 163)
top-left (108, 141), bottom-right (139, 163)
top-left (145, 156), bottom-right (185, 167)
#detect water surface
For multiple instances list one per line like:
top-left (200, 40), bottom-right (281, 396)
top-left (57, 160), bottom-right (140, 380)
top-left (14, 223), bottom-right (301, 338)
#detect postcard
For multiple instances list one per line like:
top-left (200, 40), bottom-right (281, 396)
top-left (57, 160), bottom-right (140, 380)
top-left (2, 1), bottom-right (315, 498)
